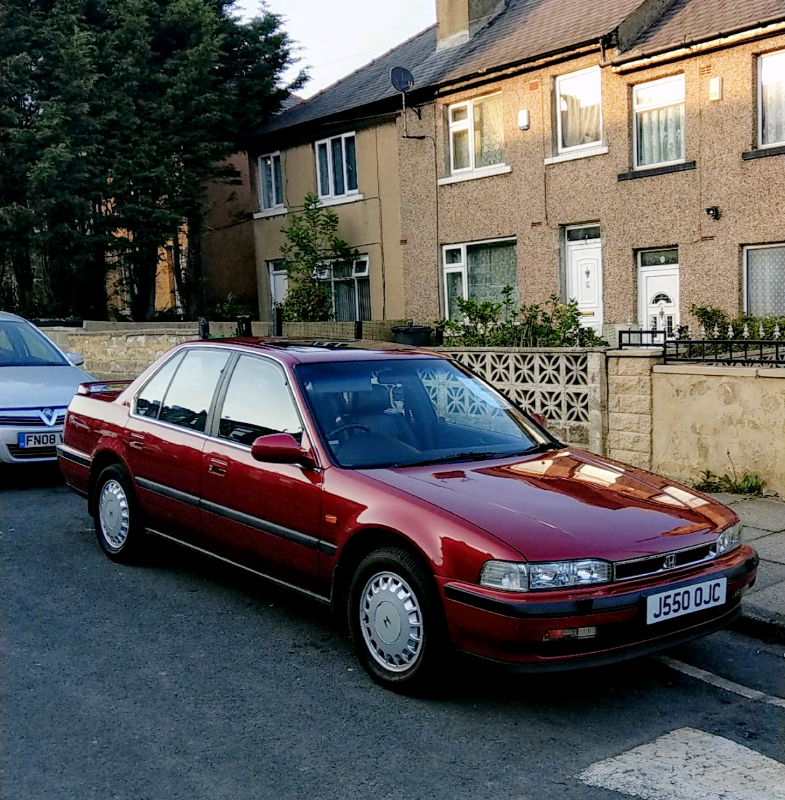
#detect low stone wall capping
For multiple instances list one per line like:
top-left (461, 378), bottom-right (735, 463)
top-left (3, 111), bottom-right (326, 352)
top-left (43, 328), bottom-right (784, 495)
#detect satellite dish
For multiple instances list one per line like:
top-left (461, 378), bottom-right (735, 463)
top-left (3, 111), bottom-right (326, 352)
top-left (390, 67), bottom-right (414, 93)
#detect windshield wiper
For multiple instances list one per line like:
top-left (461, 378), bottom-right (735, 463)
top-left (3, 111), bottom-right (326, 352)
top-left (514, 442), bottom-right (562, 456)
top-left (393, 451), bottom-right (518, 468)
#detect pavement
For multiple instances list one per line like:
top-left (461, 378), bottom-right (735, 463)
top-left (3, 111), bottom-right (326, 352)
top-left (708, 492), bottom-right (785, 642)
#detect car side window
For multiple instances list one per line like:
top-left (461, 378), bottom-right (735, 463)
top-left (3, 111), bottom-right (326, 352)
top-left (218, 355), bottom-right (303, 446)
top-left (135, 351), bottom-right (185, 419)
top-left (158, 349), bottom-right (230, 432)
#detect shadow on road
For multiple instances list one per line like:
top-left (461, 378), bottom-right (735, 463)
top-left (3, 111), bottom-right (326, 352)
top-left (0, 463), bottom-right (66, 490)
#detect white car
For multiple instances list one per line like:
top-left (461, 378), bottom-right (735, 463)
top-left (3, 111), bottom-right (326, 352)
top-left (0, 312), bottom-right (94, 463)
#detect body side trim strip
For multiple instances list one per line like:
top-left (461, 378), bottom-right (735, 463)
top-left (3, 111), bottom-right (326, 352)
top-left (56, 444), bottom-right (92, 468)
top-left (136, 476), bottom-right (200, 507)
top-left (136, 476), bottom-right (337, 555)
top-left (200, 498), bottom-right (321, 551)
top-left (144, 527), bottom-right (331, 606)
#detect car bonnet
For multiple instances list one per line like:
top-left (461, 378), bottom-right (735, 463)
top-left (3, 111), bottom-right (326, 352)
top-left (0, 365), bottom-right (92, 410)
top-left (364, 448), bottom-right (734, 563)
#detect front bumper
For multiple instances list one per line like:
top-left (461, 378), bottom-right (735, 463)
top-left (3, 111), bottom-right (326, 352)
top-left (0, 424), bottom-right (64, 463)
top-left (441, 544), bottom-right (758, 671)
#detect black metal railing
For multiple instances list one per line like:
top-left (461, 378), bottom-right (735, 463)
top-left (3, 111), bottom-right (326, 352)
top-left (618, 329), bottom-right (667, 348)
top-left (665, 338), bottom-right (784, 366)
top-left (618, 328), bottom-right (784, 366)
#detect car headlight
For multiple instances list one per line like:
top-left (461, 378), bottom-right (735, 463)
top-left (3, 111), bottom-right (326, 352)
top-left (715, 521), bottom-right (742, 556)
top-left (479, 559), bottom-right (611, 592)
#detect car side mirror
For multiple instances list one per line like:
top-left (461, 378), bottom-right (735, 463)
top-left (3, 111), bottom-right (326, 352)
top-left (251, 433), bottom-right (317, 469)
top-left (66, 352), bottom-right (85, 366)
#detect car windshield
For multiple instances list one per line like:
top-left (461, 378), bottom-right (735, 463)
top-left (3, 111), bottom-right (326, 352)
top-left (0, 320), bottom-right (68, 367)
top-left (297, 357), bottom-right (555, 469)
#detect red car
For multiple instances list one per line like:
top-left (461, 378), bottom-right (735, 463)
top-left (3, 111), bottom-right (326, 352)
top-left (58, 339), bottom-right (758, 691)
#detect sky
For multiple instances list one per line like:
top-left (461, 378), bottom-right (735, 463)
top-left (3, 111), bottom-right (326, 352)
top-left (234, 0), bottom-right (437, 98)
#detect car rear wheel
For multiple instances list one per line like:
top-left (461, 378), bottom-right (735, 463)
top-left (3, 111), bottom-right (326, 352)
top-left (348, 546), bottom-right (446, 693)
top-left (94, 464), bottom-right (144, 562)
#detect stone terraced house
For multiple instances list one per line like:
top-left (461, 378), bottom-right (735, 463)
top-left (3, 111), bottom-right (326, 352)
top-left (240, 0), bottom-right (785, 340)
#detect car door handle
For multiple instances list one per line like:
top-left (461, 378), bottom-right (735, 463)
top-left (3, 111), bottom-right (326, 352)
top-left (208, 459), bottom-right (228, 477)
top-left (128, 432), bottom-right (145, 450)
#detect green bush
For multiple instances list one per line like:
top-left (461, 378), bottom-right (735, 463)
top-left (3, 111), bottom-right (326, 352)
top-left (689, 305), bottom-right (785, 339)
top-left (276, 280), bottom-right (333, 322)
top-left (436, 290), bottom-right (608, 347)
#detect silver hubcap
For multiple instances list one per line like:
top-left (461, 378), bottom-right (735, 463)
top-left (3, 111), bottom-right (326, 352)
top-left (360, 571), bottom-right (423, 673)
top-left (99, 479), bottom-right (130, 551)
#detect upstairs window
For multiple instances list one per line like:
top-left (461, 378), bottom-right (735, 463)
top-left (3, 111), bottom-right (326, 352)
top-left (316, 133), bottom-right (358, 200)
top-left (448, 93), bottom-right (503, 174)
top-left (759, 50), bottom-right (785, 148)
top-left (259, 152), bottom-right (284, 211)
top-left (634, 75), bottom-right (685, 168)
top-left (556, 67), bottom-right (602, 152)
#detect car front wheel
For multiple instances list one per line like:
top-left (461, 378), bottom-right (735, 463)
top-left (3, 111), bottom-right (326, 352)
top-left (94, 464), bottom-right (144, 562)
top-left (348, 546), bottom-right (446, 692)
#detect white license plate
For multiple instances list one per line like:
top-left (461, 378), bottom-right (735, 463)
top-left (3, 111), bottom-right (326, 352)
top-left (646, 577), bottom-right (727, 624)
top-left (18, 432), bottom-right (64, 449)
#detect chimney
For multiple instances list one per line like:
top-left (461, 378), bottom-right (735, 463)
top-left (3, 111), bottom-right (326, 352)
top-left (436, 0), bottom-right (504, 50)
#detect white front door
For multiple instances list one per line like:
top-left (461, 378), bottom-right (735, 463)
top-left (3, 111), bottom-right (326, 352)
top-left (639, 254), bottom-right (680, 337)
top-left (268, 262), bottom-right (289, 312)
top-left (566, 230), bottom-right (603, 334)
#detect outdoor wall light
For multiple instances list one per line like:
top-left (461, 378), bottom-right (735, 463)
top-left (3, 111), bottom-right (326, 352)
top-left (706, 206), bottom-right (721, 220)
top-left (518, 109), bottom-right (530, 130)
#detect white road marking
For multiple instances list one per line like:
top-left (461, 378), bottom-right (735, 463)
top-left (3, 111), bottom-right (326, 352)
top-left (577, 727), bottom-right (785, 800)
top-left (654, 655), bottom-right (785, 709)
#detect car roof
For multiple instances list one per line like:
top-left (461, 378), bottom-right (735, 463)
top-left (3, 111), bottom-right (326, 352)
top-left (186, 338), bottom-right (445, 365)
top-left (0, 311), bottom-right (29, 322)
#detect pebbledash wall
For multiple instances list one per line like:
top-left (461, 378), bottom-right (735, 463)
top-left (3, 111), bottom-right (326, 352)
top-left (45, 328), bottom-right (785, 495)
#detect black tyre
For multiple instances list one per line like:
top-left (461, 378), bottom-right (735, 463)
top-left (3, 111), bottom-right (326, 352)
top-left (348, 546), bottom-right (447, 693)
top-left (93, 464), bottom-right (145, 562)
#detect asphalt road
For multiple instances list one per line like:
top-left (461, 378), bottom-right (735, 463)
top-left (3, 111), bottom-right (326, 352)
top-left (3, 470), bottom-right (784, 800)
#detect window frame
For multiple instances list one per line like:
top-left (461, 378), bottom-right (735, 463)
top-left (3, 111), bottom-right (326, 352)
top-left (316, 255), bottom-right (371, 321)
top-left (315, 132), bottom-right (358, 201)
top-left (758, 50), bottom-right (785, 149)
top-left (216, 353), bottom-right (304, 448)
top-left (442, 238), bottom-right (517, 320)
top-left (555, 66), bottom-right (603, 155)
top-left (258, 151), bottom-right (284, 212)
top-left (633, 74), bottom-right (686, 170)
top-left (447, 92), bottom-right (505, 175)
top-left (743, 243), bottom-right (785, 315)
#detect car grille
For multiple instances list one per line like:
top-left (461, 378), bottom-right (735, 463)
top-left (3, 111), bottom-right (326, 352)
top-left (0, 409), bottom-right (67, 427)
top-left (613, 542), bottom-right (717, 581)
top-left (7, 444), bottom-right (58, 460)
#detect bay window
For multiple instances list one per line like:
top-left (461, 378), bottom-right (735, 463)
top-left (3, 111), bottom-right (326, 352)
top-left (317, 257), bottom-right (371, 321)
top-left (443, 239), bottom-right (517, 319)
